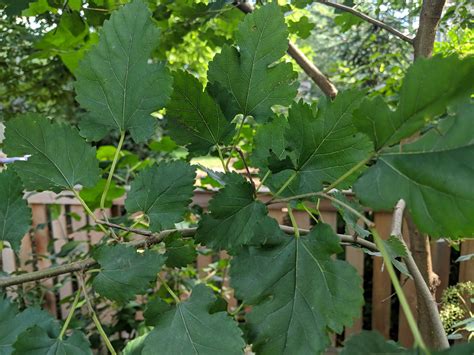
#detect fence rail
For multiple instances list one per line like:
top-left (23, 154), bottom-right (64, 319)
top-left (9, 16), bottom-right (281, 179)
top-left (1, 190), bottom-right (473, 347)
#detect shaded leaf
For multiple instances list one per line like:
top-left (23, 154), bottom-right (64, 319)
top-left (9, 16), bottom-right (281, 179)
top-left (125, 161), bottom-right (196, 232)
top-left (341, 331), bottom-right (406, 354)
top-left (231, 223), bottom-right (363, 354)
top-left (330, 191), bottom-right (370, 238)
top-left (0, 297), bottom-right (55, 354)
top-left (167, 70), bottom-right (234, 155)
top-left (268, 93), bottom-right (372, 196)
top-left (92, 245), bottom-right (166, 303)
top-left (0, 170), bottom-right (31, 251)
top-left (164, 232), bottom-right (197, 268)
top-left (13, 326), bottom-right (91, 355)
top-left (288, 16), bottom-right (315, 39)
top-left (4, 114), bottom-right (100, 193)
top-left (195, 173), bottom-right (267, 251)
top-left (208, 3), bottom-right (297, 122)
top-left (353, 55), bottom-right (474, 150)
top-left (354, 103), bottom-right (474, 238)
top-left (75, 0), bottom-right (173, 143)
top-left (143, 285), bottom-right (245, 355)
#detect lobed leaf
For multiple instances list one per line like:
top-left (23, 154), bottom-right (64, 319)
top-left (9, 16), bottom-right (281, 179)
top-left (142, 285), bottom-right (245, 355)
top-left (208, 3), bottom-right (297, 122)
top-left (195, 173), bottom-right (267, 251)
top-left (231, 223), bottom-right (364, 354)
top-left (267, 92), bottom-right (372, 196)
top-left (166, 70), bottom-right (234, 155)
top-left (75, 0), bottom-right (173, 143)
top-left (353, 55), bottom-right (474, 151)
top-left (92, 244), bottom-right (166, 303)
top-left (0, 170), bottom-right (31, 252)
top-left (3, 114), bottom-right (100, 193)
top-left (354, 103), bottom-right (474, 238)
top-left (125, 161), bottom-right (196, 232)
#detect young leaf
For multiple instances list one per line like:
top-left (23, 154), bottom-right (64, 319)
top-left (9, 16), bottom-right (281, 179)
top-left (92, 245), bottom-right (166, 303)
top-left (75, 0), bottom-right (173, 143)
top-left (125, 161), bottom-right (196, 232)
top-left (13, 326), bottom-right (91, 355)
top-left (195, 173), bottom-right (267, 251)
top-left (166, 70), bottom-right (234, 155)
top-left (164, 232), bottom-right (197, 268)
top-left (353, 55), bottom-right (474, 150)
top-left (3, 114), bottom-right (100, 192)
top-left (208, 2), bottom-right (297, 122)
top-left (142, 284), bottom-right (245, 355)
top-left (268, 93), bottom-right (372, 196)
top-left (231, 223), bottom-right (364, 354)
top-left (0, 170), bottom-right (31, 251)
top-left (0, 297), bottom-right (55, 354)
top-left (354, 103), bottom-right (474, 238)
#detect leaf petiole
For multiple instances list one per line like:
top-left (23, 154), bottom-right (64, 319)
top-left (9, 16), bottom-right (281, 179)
top-left (58, 288), bottom-right (82, 340)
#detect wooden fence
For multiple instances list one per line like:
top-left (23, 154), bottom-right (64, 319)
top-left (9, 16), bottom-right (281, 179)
top-left (1, 190), bottom-right (473, 348)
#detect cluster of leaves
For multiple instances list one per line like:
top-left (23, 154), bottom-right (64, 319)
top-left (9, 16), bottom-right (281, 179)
top-left (1, 1), bottom-right (474, 354)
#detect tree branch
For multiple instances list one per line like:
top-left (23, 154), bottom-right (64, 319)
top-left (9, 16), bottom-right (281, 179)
top-left (413, 0), bottom-right (446, 59)
top-left (316, 1), bottom-right (414, 44)
top-left (391, 199), bottom-right (449, 349)
top-left (234, 1), bottom-right (338, 98)
top-left (0, 224), bottom-right (377, 288)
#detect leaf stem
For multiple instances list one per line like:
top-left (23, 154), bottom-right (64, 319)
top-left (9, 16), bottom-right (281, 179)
top-left (269, 170), bottom-right (297, 201)
top-left (72, 190), bottom-right (110, 236)
top-left (217, 146), bottom-right (228, 173)
top-left (59, 288), bottom-right (82, 340)
top-left (322, 154), bottom-right (374, 193)
top-left (287, 205), bottom-right (300, 238)
top-left (78, 274), bottom-right (117, 355)
top-left (100, 131), bottom-right (125, 212)
top-left (256, 170), bottom-right (271, 192)
top-left (158, 274), bottom-right (180, 303)
top-left (371, 228), bottom-right (429, 353)
top-left (225, 116), bottom-right (248, 170)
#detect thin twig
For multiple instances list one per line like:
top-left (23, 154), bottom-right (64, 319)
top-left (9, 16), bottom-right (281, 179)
top-left (234, 1), bottom-right (338, 98)
top-left (0, 225), bottom-right (377, 288)
top-left (316, 1), bottom-right (414, 44)
top-left (234, 147), bottom-right (256, 191)
top-left (391, 199), bottom-right (450, 349)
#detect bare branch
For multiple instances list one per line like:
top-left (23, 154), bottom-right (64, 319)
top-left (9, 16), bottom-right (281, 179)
top-left (0, 224), bottom-right (377, 288)
top-left (414, 0), bottom-right (446, 59)
top-left (316, 1), bottom-right (414, 44)
top-left (234, 1), bottom-right (338, 98)
top-left (391, 199), bottom-right (450, 349)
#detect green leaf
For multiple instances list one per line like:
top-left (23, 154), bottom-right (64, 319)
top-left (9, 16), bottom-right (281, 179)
top-left (80, 179), bottom-right (125, 211)
top-left (208, 3), bottom-right (297, 122)
top-left (0, 297), bottom-right (55, 354)
top-left (0, 170), bottom-right (31, 252)
top-left (166, 70), bottom-right (234, 155)
top-left (231, 223), bottom-right (364, 354)
top-left (142, 285), bottom-right (245, 355)
top-left (251, 115), bottom-right (288, 172)
top-left (353, 55), bottom-right (474, 150)
top-left (75, 0), bottom-right (173, 143)
top-left (288, 16), bottom-right (315, 39)
top-left (123, 334), bottom-right (147, 355)
top-left (341, 331), bottom-right (406, 354)
top-left (354, 103), bottom-right (474, 238)
top-left (13, 326), bottom-right (91, 355)
top-left (125, 161), bottom-right (196, 232)
top-left (268, 92), bottom-right (372, 196)
top-left (164, 232), bottom-right (197, 268)
top-left (92, 244), bottom-right (166, 303)
top-left (3, 114), bottom-right (100, 193)
top-left (144, 296), bottom-right (171, 326)
top-left (195, 173), bottom-right (268, 251)
top-left (1, 0), bottom-right (32, 16)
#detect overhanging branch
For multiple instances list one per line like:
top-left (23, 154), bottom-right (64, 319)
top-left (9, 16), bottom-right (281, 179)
top-left (316, 1), bottom-right (414, 44)
top-left (0, 224), bottom-right (377, 288)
